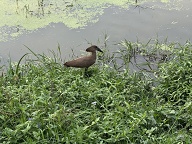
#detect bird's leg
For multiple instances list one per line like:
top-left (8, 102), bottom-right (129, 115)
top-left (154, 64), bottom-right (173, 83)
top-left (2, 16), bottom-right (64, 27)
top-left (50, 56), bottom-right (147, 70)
top-left (84, 68), bottom-right (91, 77)
top-left (84, 68), bottom-right (93, 77)
top-left (84, 68), bottom-right (89, 77)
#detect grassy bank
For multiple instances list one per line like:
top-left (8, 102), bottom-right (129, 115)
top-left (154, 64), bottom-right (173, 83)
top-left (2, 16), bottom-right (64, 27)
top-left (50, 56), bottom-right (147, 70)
top-left (0, 40), bottom-right (192, 143)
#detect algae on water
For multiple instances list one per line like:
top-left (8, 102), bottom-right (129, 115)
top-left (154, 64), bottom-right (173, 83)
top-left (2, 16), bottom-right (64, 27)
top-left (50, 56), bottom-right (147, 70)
top-left (0, 0), bottom-right (182, 42)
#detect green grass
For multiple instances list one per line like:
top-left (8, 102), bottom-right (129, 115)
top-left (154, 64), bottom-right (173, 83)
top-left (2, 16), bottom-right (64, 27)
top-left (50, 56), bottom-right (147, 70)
top-left (0, 40), bottom-right (192, 143)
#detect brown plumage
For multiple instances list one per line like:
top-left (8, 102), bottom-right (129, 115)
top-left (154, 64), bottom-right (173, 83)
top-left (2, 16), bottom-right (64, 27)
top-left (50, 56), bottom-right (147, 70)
top-left (64, 45), bottom-right (103, 75)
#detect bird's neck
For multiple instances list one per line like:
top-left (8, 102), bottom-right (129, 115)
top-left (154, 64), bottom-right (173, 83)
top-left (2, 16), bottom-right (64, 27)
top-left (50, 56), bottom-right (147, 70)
top-left (89, 51), bottom-right (96, 59)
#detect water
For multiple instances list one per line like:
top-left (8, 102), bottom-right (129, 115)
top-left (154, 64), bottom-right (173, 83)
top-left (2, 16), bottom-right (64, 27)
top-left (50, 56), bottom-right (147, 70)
top-left (0, 0), bottom-right (191, 63)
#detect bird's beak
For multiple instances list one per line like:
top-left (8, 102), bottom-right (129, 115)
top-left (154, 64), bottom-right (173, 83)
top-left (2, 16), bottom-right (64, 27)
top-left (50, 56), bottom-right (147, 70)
top-left (97, 47), bottom-right (103, 53)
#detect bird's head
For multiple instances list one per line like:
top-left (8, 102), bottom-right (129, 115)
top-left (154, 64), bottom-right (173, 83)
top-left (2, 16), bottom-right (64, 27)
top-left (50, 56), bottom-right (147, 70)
top-left (86, 45), bottom-right (103, 53)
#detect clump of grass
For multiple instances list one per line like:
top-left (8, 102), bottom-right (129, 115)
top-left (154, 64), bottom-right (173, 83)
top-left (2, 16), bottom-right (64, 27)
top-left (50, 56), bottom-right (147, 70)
top-left (0, 40), bottom-right (191, 143)
top-left (155, 42), bottom-right (192, 104)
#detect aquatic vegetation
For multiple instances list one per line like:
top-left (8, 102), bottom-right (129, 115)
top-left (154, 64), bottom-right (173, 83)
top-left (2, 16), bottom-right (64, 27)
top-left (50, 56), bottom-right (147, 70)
top-left (0, 40), bottom-right (191, 143)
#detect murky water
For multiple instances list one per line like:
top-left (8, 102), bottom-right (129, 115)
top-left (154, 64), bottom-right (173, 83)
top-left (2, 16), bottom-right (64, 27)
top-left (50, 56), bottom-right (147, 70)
top-left (0, 0), bottom-right (191, 63)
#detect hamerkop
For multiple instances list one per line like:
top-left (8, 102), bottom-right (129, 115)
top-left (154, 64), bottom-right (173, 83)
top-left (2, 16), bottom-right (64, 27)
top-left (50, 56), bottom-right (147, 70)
top-left (64, 45), bottom-right (103, 75)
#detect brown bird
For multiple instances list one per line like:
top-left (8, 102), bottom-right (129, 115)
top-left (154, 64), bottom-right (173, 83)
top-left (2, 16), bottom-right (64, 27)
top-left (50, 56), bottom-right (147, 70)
top-left (64, 45), bottom-right (103, 75)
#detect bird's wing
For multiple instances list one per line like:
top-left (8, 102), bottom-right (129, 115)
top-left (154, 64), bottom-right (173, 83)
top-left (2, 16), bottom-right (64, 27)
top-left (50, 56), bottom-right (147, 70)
top-left (64, 56), bottom-right (95, 68)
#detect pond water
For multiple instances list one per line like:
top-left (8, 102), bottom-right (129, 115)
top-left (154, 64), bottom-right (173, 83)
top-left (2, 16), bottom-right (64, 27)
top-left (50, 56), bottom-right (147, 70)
top-left (0, 0), bottom-right (191, 63)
